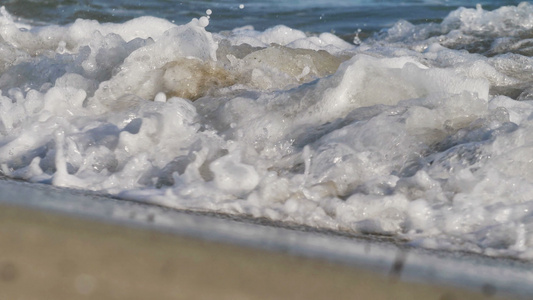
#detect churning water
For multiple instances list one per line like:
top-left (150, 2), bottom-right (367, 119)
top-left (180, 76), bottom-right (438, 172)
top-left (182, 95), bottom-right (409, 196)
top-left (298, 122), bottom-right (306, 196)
top-left (1, 0), bottom-right (533, 259)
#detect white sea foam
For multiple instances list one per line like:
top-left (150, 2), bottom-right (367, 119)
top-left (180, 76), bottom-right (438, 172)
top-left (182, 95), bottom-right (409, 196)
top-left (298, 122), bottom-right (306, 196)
top-left (1, 3), bottom-right (533, 259)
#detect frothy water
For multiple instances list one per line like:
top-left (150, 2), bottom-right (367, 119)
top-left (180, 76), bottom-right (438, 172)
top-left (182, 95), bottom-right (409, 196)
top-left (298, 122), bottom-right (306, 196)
top-left (1, 2), bottom-right (533, 259)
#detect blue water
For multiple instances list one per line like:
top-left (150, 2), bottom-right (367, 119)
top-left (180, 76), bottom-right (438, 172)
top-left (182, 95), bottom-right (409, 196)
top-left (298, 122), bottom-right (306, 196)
top-left (3, 0), bottom-right (526, 38)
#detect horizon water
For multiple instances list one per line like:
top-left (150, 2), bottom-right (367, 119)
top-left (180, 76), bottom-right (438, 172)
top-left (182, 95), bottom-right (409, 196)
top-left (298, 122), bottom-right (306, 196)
top-left (2, 0), bottom-right (533, 260)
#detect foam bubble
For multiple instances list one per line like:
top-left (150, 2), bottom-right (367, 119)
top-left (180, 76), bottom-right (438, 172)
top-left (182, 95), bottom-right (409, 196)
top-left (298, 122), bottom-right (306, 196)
top-left (198, 16), bottom-right (209, 28)
top-left (210, 153), bottom-right (259, 195)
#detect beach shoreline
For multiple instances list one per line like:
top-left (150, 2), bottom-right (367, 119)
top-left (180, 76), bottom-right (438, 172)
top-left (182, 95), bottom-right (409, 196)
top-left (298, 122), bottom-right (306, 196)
top-left (0, 202), bottom-right (506, 300)
top-left (0, 178), bottom-right (527, 299)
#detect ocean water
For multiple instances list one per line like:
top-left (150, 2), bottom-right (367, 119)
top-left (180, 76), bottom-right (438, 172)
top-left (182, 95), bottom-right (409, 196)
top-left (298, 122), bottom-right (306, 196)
top-left (1, 0), bottom-right (533, 259)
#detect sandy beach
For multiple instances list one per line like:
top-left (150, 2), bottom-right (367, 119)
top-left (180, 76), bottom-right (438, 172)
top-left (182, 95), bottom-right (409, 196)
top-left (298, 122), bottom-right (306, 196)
top-left (0, 202), bottom-right (509, 300)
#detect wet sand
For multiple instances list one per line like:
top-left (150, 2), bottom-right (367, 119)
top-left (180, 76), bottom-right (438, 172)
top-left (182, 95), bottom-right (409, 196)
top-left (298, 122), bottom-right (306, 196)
top-left (0, 203), bottom-right (508, 300)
